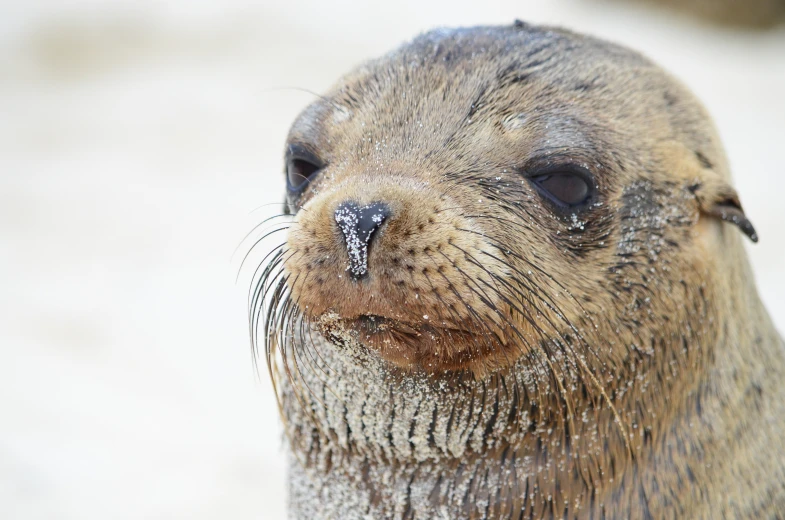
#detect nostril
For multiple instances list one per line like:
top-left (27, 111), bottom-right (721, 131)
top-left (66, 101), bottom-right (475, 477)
top-left (334, 201), bottom-right (391, 245)
top-left (334, 201), bottom-right (391, 279)
top-left (355, 202), bottom-right (390, 236)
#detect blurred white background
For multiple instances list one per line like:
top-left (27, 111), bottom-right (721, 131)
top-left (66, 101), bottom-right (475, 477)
top-left (1, 1), bottom-right (783, 519)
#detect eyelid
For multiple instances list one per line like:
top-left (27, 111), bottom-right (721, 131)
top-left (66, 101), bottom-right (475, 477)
top-left (518, 158), bottom-right (594, 181)
top-left (286, 143), bottom-right (323, 167)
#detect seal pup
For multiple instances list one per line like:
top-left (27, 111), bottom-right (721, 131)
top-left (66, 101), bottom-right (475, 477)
top-left (251, 22), bottom-right (785, 519)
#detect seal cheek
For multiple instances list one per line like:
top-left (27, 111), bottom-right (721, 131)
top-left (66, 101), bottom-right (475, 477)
top-left (283, 202), bottom-right (350, 318)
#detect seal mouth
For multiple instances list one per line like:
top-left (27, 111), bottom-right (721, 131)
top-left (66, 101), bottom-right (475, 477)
top-left (354, 314), bottom-right (472, 336)
top-left (317, 312), bottom-right (508, 372)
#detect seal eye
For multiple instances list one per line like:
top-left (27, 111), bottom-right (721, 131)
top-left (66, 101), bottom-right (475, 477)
top-left (285, 145), bottom-right (324, 193)
top-left (531, 172), bottom-right (590, 207)
top-left (287, 159), bottom-right (320, 190)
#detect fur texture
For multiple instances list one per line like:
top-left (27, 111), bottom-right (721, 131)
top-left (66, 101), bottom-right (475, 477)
top-left (251, 23), bottom-right (785, 518)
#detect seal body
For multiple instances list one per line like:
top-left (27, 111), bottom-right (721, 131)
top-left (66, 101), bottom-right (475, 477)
top-left (256, 23), bottom-right (785, 519)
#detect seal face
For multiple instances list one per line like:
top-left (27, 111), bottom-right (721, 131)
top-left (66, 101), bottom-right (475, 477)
top-left (273, 24), bottom-right (757, 376)
top-left (254, 22), bottom-right (785, 519)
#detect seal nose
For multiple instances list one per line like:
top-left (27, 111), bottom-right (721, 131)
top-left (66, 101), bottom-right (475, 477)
top-left (334, 201), bottom-right (390, 279)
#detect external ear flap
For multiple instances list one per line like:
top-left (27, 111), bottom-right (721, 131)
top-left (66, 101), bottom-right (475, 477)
top-left (689, 178), bottom-right (758, 243)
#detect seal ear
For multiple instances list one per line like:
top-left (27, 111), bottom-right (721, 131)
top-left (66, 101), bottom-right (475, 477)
top-left (689, 177), bottom-right (758, 243)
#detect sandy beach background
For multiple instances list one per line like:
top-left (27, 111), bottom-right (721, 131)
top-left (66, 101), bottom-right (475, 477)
top-left (1, 1), bottom-right (783, 518)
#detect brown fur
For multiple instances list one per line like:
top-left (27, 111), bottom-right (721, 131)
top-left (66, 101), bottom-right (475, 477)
top-left (254, 23), bottom-right (785, 518)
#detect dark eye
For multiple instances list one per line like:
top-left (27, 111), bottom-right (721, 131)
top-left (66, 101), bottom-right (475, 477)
top-left (285, 145), bottom-right (324, 193)
top-left (531, 172), bottom-right (590, 207)
top-left (287, 159), bottom-right (321, 190)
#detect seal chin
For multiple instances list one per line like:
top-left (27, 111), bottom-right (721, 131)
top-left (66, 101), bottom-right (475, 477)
top-left (317, 312), bottom-right (508, 373)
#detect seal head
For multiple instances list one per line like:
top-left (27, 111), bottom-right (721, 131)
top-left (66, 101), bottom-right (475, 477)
top-left (277, 23), bottom-right (758, 375)
top-left (254, 23), bottom-right (785, 519)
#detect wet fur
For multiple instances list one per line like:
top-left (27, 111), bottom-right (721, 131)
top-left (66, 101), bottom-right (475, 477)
top-left (249, 23), bottom-right (785, 518)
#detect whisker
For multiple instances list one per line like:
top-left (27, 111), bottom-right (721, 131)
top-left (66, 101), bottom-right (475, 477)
top-left (233, 212), bottom-right (293, 262)
top-left (449, 229), bottom-right (633, 457)
top-left (237, 225), bottom-right (292, 282)
top-left (247, 201), bottom-right (309, 216)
